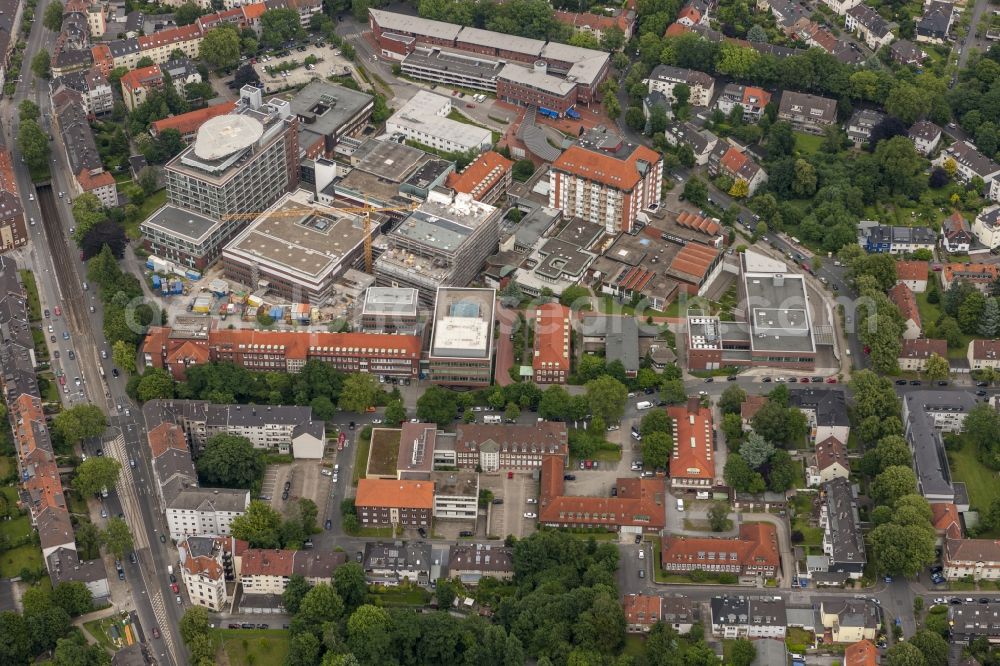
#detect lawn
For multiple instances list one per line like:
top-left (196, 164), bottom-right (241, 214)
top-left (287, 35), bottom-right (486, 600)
top-left (948, 434), bottom-right (1000, 535)
top-left (914, 289), bottom-right (970, 359)
top-left (794, 132), bottom-right (823, 155)
top-left (369, 586), bottom-right (431, 606)
top-left (0, 455), bottom-right (13, 478)
top-left (83, 618), bottom-right (121, 653)
top-left (18, 270), bottom-right (40, 321)
top-left (124, 188), bottom-right (166, 239)
top-left (213, 629), bottom-right (289, 666)
top-left (352, 434), bottom-right (372, 486)
top-left (0, 543), bottom-right (44, 578)
top-left (791, 494), bottom-right (823, 546)
top-left (786, 627), bottom-right (815, 653)
top-left (623, 635), bottom-right (646, 657)
top-left (598, 295), bottom-right (667, 318)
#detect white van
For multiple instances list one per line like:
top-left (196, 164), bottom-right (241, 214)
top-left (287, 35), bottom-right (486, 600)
top-left (636, 401), bottom-right (652, 411)
top-left (676, 498), bottom-right (684, 512)
top-left (483, 415), bottom-right (502, 424)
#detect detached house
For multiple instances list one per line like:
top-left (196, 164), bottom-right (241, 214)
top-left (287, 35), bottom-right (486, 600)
top-left (708, 144), bottom-right (768, 195)
top-left (942, 212), bottom-right (973, 253)
top-left (818, 597), bottom-right (880, 643)
top-left (909, 120), bottom-right (941, 155)
top-left (887, 283), bottom-right (922, 339)
top-left (715, 84), bottom-right (771, 123)
top-left (777, 91), bottom-right (837, 134)
top-left (916, 1), bottom-right (954, 44)
top-left (845, 5), bottom-right (895, 50)
top-left (935, 140), bottom-right (1000, 185)
top-left (891, 40), bottom-right (928, 66)
top-left (898, 338), bottom-right (947, 372)
top-left (624, 594), bottom-right (663, 633)
top-left (895, 260), bottom-right (929, 292)
top-left (808, 436), bottom-right (849, 486)
top-left (974, 205), bottom-right (1000, 249)
top-left (845, 109), bottom-right (884, 147)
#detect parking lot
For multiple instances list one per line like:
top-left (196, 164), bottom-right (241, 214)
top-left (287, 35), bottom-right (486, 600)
top-left (264, 460), bottom-right (330, 517)
top-left (481, 472), bottom-right (537, 539)
top-left (254, 44), bottom-right (357, 93)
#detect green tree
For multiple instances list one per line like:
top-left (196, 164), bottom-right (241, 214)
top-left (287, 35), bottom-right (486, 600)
top-left (0, 612), bottom-right (31, 666)
top-left (282, 574), bottom-right (311, 615)
top-left (101, 517), bottom-right (134, 559)
top-left (641, 431), bottom-right (672, 470)
top-left (72, 457), bottom-right (121, 498)
top-left (964, 403), bottom-right (1000, 454)
top-left (260, 8), bottom-right (305, 48)
top-left (296, 583), bottom-right (344, 635)
top-left (18, 100), bottom-right (39, 122)
top-left (136, 368), bottom-right (175, 401)
top-left (721, 412), bottom-right (744, 442)
top-left (196, 434), bottom-right (264, 489)
top-left (338, 372), bottom-right (379, 412)
top-left (766, 449), bottom-right (797, 492)
top-left (179, 605), bottom-right (211, 645)
top-left (871, 465), bottom-right (918, 506)
top-left (559, 285), bottom-right (590, 308)
top-left (739, 431), bottom-right (774, 470)
top-left (174, 1), bottom-right (205, 25)
top-left (885, 83), bottom-right (930, 125)
top-left (43, 0), bottom-right (64, 30)
top-left (585, 375), bottom-right (627, 424)
top-left (724, 453), bottom-right (765, 493)
top-left (717, 385), bottom-right (747, 415)
top-left (504, 402), bottom-right (521, 422)
top-left (539, 385), bottom-right (572, 420)
top-left (347, 604), bottom-right (391, 665)
top-left (908, 629), bottom-right (948, 666)
top-left (51, 633), bottom-right (109, 666)
top-left (54, 404), bottom-right (107, 444)
top-left (112, 340), bottom-right (137, 374)
top-left (660, 378), bottom-right (687, 404)
top-left (199, 26), bottom-right (241, 70)
top-left (639, 410), bottom-right (671, 436)
top-left (979, 297), bottom-right (1000, 337)
top-left (707, 502), bottom-right (731, 532)
top-left (230, 500), bottom-right (283, 548)
top-left (923, 353), bottom-right (949, 381)
top-left (70, 194), bottom-right (106, 243)
top-left (31, 51), bottom-right (51, 79)
top-left (767, 121), bottom-right (795, 156)
top-left (682, 177), bottom-right (708, 206)
top-left (287, 632), bottom-right (321, 666)
top-left (18, 119), bottom-right (50, 176)
top-left (384, 399), bottom-right (406, 427)
top-left (333, 562), bottom-right (368, 612)
top-left (51, 581), bottom-right (93, 617)
top-left (416, 385), bottom-right (458, 427)
top-left (884, 640), bottom-right (926, 666)
top-left (729, 638), bottom-right (756, 666)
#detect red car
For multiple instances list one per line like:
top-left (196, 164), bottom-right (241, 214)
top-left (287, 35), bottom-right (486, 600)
top-left (53, 306), bottom-right (61, 316)
top-left (58, 376), bottom-right (66, 385)
top-left (799, 377), bottom-right (810, 383)
top-left (170, 583), bottom-right (179, 593)
top-left (826, 377), bottom-right (838, 384)
top-left (507, 471), bottom-right (513, 479)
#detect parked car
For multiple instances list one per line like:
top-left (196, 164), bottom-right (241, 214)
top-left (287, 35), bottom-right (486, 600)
top-left (152, 627), bottom-right (160, 639)
top-left (523, 512), bottom-right (537, 519)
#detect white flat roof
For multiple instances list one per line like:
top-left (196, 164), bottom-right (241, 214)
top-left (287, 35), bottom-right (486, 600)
top-left (369, 8), bottom-right (462, 41)
top-left (193, 114), bottom-right (264, 161)
top-left (388, 91), bottom-right (492, 150)
top-left (499, 63), bottom-right (577, 96)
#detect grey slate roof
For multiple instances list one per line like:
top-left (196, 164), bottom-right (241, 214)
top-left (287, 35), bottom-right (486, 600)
top-left (823, 478), bottom-right (866, 568)
top-left (788, 388), bottom-right (850, 427)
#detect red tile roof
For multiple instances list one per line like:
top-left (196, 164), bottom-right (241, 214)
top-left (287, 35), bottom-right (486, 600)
top-left (678, 5), bottom-right (701, 22)
top-left (740, 395), bottom-right (768, 423)
top-left (355, 478), bottom-right (434, 510)
top-left (623, 594), bottom-right (662, 626)
top-left (668, 242), bottom-right (720, 284)
top-left (242, 2), bottom-right (267, 19)
top-left (120, 65), bottom-right (162, 92)
top-left (664, 22), bottom-right (690, 37)
top-left (930, 503), bottom-right (962, 539)
top-left (844, 640), bottom-right (878, 666)
top-left (151, 101), bottom-right (237, 137)
top-left (148, 422), bottom-right (188, 458)
top-left (675, 210), bottom-right (720, 236)
top-left (180, 537), bottom-right (225, 580)
top-left (888, 283), bottom-right (920, 328)
top-left (77, 169), bottom-right (115, 192)
top-left (720, 147), bottom-right (749, 175)
top-left (552, 143), bottom-right (661, 192)
top-left (943, 262), bottom-right (1000, 286)
top-left (138, 24), bottom-right (203, 50)
top-left (532, 303), bottom-right (571, 374)
top-left (972, 338), bottom-right (1000, 361)
top-left (899, 338), bottom-right (946, 360)
top-left (667, 399), bottom-right (714, 482)
top-left (660, 523), bottom-right (780, 573)
top-left (895, 260), bottom-right (929, 282)
top-left (445, 150), bottom-right (513, 201)
top-left (538, 456), bottom-right (666, 530)
top-left (741, 86), bottom-right (770, 107)
top-left (0, 149), bottom-right (19, 197)
top-left (241, 548), bottom-right (295, 577)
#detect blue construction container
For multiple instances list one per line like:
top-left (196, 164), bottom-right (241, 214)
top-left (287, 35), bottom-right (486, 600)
top-left (170, 280), bottom-right (183, 295)
top-left (185, 270), bottom-right (201, 280)
top-left (269, 306), bottom-right (284, 319)
top-left (538, 107), bottom-right (559, 118)
top-left (566, 108), bottom-right (580, 119)
top-left (152, 276), bottom-right (161, 289)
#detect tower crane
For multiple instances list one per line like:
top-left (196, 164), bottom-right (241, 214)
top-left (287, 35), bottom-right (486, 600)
top-left (222, 200), bottom-right (419, 273)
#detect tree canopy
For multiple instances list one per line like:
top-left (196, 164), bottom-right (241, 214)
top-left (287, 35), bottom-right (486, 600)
top-left (196, 434), bottom-right (265, 489)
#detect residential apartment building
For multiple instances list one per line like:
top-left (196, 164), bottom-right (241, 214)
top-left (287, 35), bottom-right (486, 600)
top-left (54, 66), bottom-right (113, 117)
top-left (164, 86), bottom-right (299, 220)
top-left (944, 538), bottom-right (1000, 581)
top-left (845, 109), bottom-right (884, 146)
top-left (942, 211), bottom-right (974, 252)
top-left (818, 598), bottom-right (879, 643)
top-left (935, 140), bottom-right (1000, 185)
top-left (120, 64), bottom-right (163, 111)
top-left (240, 548), bottom-right (346, 597)
top-left (645, 65), bottom-right (715, 106)
top-left (895, 260), bottom-right (929, 292)
top-left (707, 144), bottom-right (768, 195)
top-left (539, 455), bottom-right (667, 533)
top-left (902, 390), bottom-right (977, 503)
top-left (549, 127), bottom-right (663, 234)
top-left (941, 262), bottom-right (1000, 293)
top-left (859, 223), bottom-right (936, 254)
top-left (820, 478), bottom-right (866, 579)
top-left (888, 283), bottom-right (922, 339)
top-left (661, 524), bottom-right (781, 578)
top-left (973, 206), bottom-right (1000, 249)
top-left (710, 596), bottom-right (787, 639)
top-left (777, 91), bottom-right (837, 134)
top-left (667, 398), bottom-right (715, 490)
top-left (363, 541), bottom-right (432, 586)
top-left (431, 471), bottom-right (478, 521)
top-left (178, 535), bottom-right (239, 610)
top-left (898, 338), bottom-right (947, 371)
top-left (53, 93), bottom-right (117, 207)
top-left (454, 422), bottom-right (569, 471)
top-left (845, 5), bottom-right (894, 50)
top-left (819, 0), bottom-right (861, 16)
top-left (355, 478), bottom-right (434, 527)
top-left (447, 543), bottom-right (514, 585)
top-left (0, 149), bottom-right (26, 252)
top-left (532, 303), bottom-right (571, 384)
top-left (715, 84), bottom-right (771, 123)
top-left (949, 603), bottom-right (1000, 644)
top-left (445, 150), bottom-right (513, 205)
top-left (909, 120), bottom-right (941, 155)
top-left (916, 1), bottom-right (954, 44)
top-left (624, 594), bottom-right (665, 633)
top-left (664, 121), bottom-right (718, 165)
top-left (969, 339), bottom-right (1000, 371)
top-left (808, 436), bottom-right (849, 486)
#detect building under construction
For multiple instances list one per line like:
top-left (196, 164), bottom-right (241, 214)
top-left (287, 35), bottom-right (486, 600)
top-left (374, 189), bottom-right (501, 306)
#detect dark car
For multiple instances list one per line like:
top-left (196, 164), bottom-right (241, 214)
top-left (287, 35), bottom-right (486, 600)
top-left (910, 380), bottom-right (921, 385)
top-left (228, 624), bottom-right (240, 629)
top-left (644, 387), bottom-right (656, 394)
top-left (325, 519), bottom-right (332, 530)
top-left (349, 421), bottom-right (355, 430)
top-left (704, 377), bottom-right (713, 383)
top-left (611, 487), bottom-right (617, 497)
top-left (257, 624), bottom-right (269, 629)
top-left (492, 498), bottom-right (503, 504)
top-left (978, 381), bottom-right (990, 387)
top-left (129, 552), bottom-right (137, 564)
top-left (982, 598), bottom-right (992, 604)
top-left (931, 565), bottom-right (943, 574)
top-left (563, 474), bottom-right (576, 480)
top-left (762, 377), bottom-right (771, 383)
top-left (726, 375), bottom-right (737, 381)
top-left (112, 368), bottom-right (119, 377)
top-left (169, 574), bottom-right (176, 583)
top-left (417, 527), bottom-right (427, 538)
top-left (356, 551), bottom-right (363, 562)
top-left (459, 530), bottom-right (474, 537)
top-left (950, 598), bottom-right (963, 605)
top-left (895, 379), bottom-right (907, 385)
top-left (68, 350), bottom-right (75, 360)
top-left (282, 491), bottom-right (289, 500)
top-left (241, 623), bottom-right (255, 629)
top-left (159, 534), bottom-right (166, 543)
top-left (938, 380), bottom-right (949, 386)
top-left (977, 390), bottom-right (987, 396)
top-left (634, 534), bottom-right (642, 544)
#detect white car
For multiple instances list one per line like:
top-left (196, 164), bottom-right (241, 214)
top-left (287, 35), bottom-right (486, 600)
top-left (372, 419), bottom-right (382, 424)
top-left (526, 498), bottom-right (537, 504)
top-left (638, 549), bottom-right (644, 559)
top-left (523, 512), bottom-right (536, 519)
top-left (321, 469), bottom-right (332, 477)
